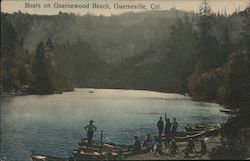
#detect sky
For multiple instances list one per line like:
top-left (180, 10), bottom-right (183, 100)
top-left (1, 0), bottom-right (250, 16)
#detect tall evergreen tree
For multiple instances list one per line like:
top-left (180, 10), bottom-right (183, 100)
top-left (31, 42), bottom-right (55, 94)
top-left (16, 37), bottom-right (32, 88)
top-left (196, 0), bottom-right (219, 71)
top-left (240, 7), bottom-right (250, 50)
top-left (1, 15), bottom-right (19, 91)
top-left (217, 19), bottom-right (235, 65)
top-left (166, 16), bottom-right (196, 90)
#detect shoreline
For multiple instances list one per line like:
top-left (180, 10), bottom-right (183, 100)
top-left (0, 88), bottom-right (74, 97)
top-left (126, 134), bottom-right (222, 160)
top-left (1, 87), bottom-right (232, 110)
top-left (2, 87), bottom-right (189, 98)
top-left (2, 87), bottom-right (228, 161)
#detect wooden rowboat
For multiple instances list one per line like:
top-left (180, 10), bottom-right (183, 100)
top-left (220, 108), bottom-right (239, 114)
top-left (154, 127), bottom-right (220, 142)
top-left (79, 138), bottom-right (151, 158)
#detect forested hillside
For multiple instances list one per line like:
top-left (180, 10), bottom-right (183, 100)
top-left (1, 15), bottom-right (73, 94)
top-left (1, 8), bottom-right (245, 93)
top-left (3, 10), bottom-right (243, 63)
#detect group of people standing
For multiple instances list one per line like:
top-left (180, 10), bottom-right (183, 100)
top-left (157, 113), bottom-right (178, 138)
top-left (83, 117), bottom-right (207, 158)
top-left (155, 113), bottom-right (207, 158)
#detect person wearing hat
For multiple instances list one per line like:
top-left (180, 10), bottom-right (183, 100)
top-left (84, 120), bottom-right (97, 149)
top-left (157, 117), bottom-right (164, 137)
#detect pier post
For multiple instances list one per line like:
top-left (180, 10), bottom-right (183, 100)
top-left (100, 130), bottom-right (103, 152)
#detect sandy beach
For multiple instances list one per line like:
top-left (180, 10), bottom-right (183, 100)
top-left (125, 134), bottom-right (222, 160)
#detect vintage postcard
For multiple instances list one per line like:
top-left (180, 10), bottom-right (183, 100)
top-left (1, 0), bottom-right (250, 160)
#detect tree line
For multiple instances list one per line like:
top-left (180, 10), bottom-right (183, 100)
top-left (186, 2), bottom-right (250, 159)
top-left (1, 14), bottom-right (73, 94)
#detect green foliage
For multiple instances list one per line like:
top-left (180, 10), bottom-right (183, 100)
top-left (1, 8), bottom-right (244, 93)
top-left (52, 38), bottom-right (115, 88)
top-left (1, 14), bottom-right (18, 90)
top-left (188, 50), bottom-right (250, 105)
top-left (1, 15), bottom-right (73, 94)
top-left (196, 1), bottom-right (221, 71)
top-left (1, 6), bottom-right (248, 97)
top-left (30, 42), bottom-right (55, 94)
top-left (187, 5), bottom-right (250, 159)
top-left (30, 39), bottom-right (74, 94)
top-left (240, 7), bottom-right (250, 50)
top-left (188, 68), bottom-right (225, 101)
top-left (190, 27), bottom-right (249, 109)
top-left (2, 9), bottom-right (242, 63)
top-left (1, 14), bottom-right (32, 93)
top-left (166, 16), bottom-right (196, 91)
top-left (187, 4), bottom-right (249, 106)
top-left (218, 50), bottom-right (250, 107)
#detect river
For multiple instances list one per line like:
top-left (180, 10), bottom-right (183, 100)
top-left (0, 88), bottom-right (228, 161)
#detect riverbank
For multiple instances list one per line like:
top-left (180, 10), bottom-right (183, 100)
top-left (0, 88), bottom-right (74, 96)
top-left (126, 134), bottom-right (222, 160)
top-left (30, 131), bottom-right (223, 161)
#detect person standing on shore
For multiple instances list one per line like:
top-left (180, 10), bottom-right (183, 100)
top-left (84, 120), bottom-right (97, 149)
top-left (164, 113), bottom-right (171, 139)
top-left (171, 117), bottom-right (178, 137)
top-left (157, 117), bottom-right (164, 137)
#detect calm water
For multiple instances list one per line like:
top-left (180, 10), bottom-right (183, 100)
top-left (1, 88), bottom-right (227, 161)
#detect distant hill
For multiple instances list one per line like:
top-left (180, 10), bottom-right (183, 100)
top-left (1, 9), bottom-right (243, 93)
top-left (3, 10), bottom-right (239, 63)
